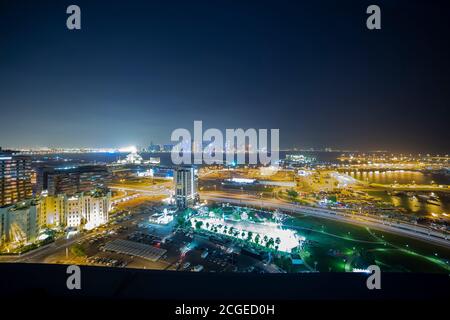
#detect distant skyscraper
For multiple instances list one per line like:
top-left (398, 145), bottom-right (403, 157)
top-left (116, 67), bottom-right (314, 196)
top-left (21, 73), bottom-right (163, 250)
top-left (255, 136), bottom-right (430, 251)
top-left (0, 153), bottom-right (32, 207)
top-left (174, 166), bottom-right (198, 209)
top-left (163, 144), bottom-right (174, 152)
top-left (148, 142), bottom-right (161, 152)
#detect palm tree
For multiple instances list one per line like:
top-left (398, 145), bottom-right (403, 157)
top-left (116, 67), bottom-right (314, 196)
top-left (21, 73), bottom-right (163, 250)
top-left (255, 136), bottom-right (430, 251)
top-left (195, 221), bottom-right (203, 229)
top-left (287, 189), bottom-right (299, 201)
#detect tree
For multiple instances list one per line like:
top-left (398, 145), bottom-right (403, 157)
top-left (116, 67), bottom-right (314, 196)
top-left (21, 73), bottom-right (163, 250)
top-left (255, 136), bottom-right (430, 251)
top-left (195, 221), bottom-right (203, 230)
top-left (328, 195), bottom-right (337, 203)
top-left (286, 189), bottom-right (299, 200)
top-left (266, 237), bottom-right (274, 248)
top-left (177, 216), bottom-right (187, 228)
top-left (70, 244), bottom-right (86, 257)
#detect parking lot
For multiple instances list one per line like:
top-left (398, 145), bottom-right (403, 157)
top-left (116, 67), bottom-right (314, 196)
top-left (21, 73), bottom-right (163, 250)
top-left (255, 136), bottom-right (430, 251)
top-left (41, 202), bottom-right (273, 273)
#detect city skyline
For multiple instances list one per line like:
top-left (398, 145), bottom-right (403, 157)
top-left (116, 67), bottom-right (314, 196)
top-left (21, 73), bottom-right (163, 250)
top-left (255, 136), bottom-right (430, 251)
top-left (1, 1), bottom-right (449, 306)
top-left (1, 1), bottom-right (449, 153)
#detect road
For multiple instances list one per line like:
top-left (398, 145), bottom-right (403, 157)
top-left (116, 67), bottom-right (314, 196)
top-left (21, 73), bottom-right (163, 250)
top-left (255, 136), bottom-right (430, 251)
top-left (106, 183), bottom-right (450, 249)
top-left (109, 185), bottom-right (171, 197)
top-left (368, 183), bottom-right (450, 193)
top-left (0, 229), bottom-right (96, 263)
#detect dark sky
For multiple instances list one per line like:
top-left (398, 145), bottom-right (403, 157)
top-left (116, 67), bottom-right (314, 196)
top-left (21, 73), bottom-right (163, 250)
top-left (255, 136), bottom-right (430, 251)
top-left (0, 0), bottom-right (449, 152)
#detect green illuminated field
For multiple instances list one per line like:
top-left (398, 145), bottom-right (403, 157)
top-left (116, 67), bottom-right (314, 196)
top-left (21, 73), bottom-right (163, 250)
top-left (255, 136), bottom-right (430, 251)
top-left (286, 213), bottom-right (450, 273)
top-left (191, 204), bottom-right (450, 273)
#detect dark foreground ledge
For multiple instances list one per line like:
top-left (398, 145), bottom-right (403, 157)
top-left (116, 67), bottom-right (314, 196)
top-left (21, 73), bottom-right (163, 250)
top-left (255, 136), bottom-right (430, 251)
top-left (0, 263), bottom-right (448, 300)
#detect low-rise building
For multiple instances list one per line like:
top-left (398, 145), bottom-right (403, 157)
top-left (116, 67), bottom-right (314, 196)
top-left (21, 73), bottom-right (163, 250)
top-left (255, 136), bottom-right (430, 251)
top-left (0, 199), bottom-right (39, 246)
top-left (39, 194), bottom-right (65, 227)
top-left (35, 165), bottom-right (111, 196)
top-left (39, 189), bottom-right (111, 230)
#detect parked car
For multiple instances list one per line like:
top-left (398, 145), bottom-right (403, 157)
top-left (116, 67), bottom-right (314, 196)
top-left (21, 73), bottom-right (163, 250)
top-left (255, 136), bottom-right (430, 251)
top-left (193, 265), bottom-right (204, 272)
top-left (182, 262), bottom-right (191, 270)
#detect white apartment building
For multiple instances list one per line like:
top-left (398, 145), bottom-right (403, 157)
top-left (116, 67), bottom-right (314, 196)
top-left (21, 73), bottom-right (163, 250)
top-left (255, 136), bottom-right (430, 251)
top-left (40, 190), bottom-right (111, 230)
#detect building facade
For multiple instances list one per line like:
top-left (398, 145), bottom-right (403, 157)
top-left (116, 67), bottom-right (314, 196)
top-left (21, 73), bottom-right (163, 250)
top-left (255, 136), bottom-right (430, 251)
top-left (0, 153), bottom-right (32, 207)
top-left (39, 194), bottom-right (66, 227)
top-left (0, 199), bottom-right (39, 246)
top-left (174, 166), bottom-right (198, 209)
top-left (36, 165), bottom-right (111, 196)
top-left (39, 190), bottom-right (111, 230)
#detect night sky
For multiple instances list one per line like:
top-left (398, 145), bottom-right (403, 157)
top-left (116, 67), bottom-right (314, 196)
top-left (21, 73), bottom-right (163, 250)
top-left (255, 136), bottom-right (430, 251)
top-left (0, 0), bottom-right (449, 152)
